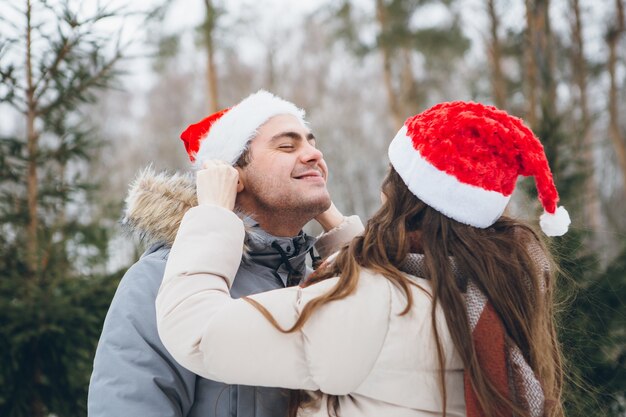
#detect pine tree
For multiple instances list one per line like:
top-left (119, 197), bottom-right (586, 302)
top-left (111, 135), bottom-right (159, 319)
top-left (0, 1), bottom-right (131, 415)
top-left (519, 1), bottom-right (626, 415)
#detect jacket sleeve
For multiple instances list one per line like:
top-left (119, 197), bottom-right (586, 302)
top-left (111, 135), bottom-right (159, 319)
top-left (156, 205), bottom-right (391, 395)
top-left (315, 215), bottom-right (364, 259)
top-left (88, 252), bottom-right (196, 417)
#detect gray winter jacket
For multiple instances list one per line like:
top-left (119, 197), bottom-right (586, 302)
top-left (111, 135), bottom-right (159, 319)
top-left (87, 169), bottom-right (361, 417)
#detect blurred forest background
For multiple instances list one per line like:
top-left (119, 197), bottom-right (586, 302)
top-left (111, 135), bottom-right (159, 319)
top-left (0, 0), bottom-right (624, 416)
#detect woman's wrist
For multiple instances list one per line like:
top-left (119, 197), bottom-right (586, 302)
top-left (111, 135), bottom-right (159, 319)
top-left (315, 202), bottom-right (345, 232)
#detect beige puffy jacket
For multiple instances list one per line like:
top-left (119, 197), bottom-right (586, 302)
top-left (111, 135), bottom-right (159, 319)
top-left (156, 205), bottom-right (466, 417)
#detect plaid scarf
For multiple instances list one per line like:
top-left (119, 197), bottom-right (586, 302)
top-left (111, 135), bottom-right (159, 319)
top-left (401, 253), bottom-right (545, 417)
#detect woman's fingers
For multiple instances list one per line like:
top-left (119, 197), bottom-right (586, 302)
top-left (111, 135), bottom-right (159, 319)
top-left (196, 160), bottom-right (240, 210)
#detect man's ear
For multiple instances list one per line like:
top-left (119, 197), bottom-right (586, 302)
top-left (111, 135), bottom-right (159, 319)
top-left (235, 166), bottom-right (245, 193)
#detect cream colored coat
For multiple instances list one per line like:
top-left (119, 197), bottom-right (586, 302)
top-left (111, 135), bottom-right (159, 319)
top-left (156, 205), bottom-right (466, 417)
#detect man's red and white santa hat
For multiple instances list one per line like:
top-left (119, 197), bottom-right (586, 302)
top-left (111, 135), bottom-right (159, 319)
top-left (179, 90), bottom-right (306, 167)
top-left (388, 101), bottom-right (570, 236)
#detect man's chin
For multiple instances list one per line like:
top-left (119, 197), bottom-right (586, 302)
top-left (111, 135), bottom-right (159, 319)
top-left (306, 194), bottom-right (332, 217)
top-left (320, 197), bottom-right (332, 212)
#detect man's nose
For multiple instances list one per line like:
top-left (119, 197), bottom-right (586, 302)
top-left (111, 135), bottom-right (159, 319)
top-left (300, 142), bottom-right (323, 163)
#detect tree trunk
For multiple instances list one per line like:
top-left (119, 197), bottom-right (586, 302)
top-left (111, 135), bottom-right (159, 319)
top-left (524, 0), bottom-right (538, 128)
top-left (376, 0), bottom-right (404, 128)
top-left (607, 0), bottom-right (626, 187)
top-left (525, 0), bottom-right (558, 161)
top-left (266, 44), bottom-right (276, 92)
top-left (31, 366), bottom-right (44, 417)
top-left (487, 0), bottom-right (506, 109)
top-left (25, 0), bottom-right (39, 276)
top-left (570, 0), bottom-right (602, 233)
top-left (537, 0), bottom-right (557, 117)
top-left (204, 0), bottom-right (219, 113)
top-left (26, 4), bottom-right (45, 416)
top-left (381, 48), bottom-right (403, 128)
top-left (400, 47), bottom-right (418, 119)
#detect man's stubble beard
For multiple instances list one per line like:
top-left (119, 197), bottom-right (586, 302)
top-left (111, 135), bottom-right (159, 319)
top-left (243, 173), bottom-right (331, 223)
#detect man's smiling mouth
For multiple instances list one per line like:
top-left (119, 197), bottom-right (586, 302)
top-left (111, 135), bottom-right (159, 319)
top-left (293, 170), bottom-right (323, 180)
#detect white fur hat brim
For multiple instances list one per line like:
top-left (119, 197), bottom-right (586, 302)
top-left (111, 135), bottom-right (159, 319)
top-left (193, 90), bottom-right (306, 168)
top-left (389, 125), bottom-right (511, 228)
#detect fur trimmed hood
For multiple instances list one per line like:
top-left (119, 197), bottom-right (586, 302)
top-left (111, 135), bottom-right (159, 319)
top-left (122, 167), bottom-right (197, 245)
top-left (121, 168), bottom-right (317, 265)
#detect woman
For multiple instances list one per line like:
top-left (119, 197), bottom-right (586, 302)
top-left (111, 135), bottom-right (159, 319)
top-left (156, 101), bottom-right (570, 417)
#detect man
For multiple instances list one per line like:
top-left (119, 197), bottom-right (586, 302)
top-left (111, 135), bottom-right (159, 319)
top-left (87, 90), bottom-right (362, 417)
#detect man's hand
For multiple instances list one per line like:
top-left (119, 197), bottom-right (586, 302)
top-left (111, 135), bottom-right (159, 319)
top-left (196, 160), bottom-right (239, 210)
top-left (314, 202), bottom-right (345, 232)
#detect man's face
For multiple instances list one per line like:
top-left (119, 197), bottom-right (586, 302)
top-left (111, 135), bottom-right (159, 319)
top-left (238, 114), bottom-right (331, 219)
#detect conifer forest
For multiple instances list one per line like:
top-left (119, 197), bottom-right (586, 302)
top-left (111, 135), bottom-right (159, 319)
top-left (0, 0), bottom-right (624, 416)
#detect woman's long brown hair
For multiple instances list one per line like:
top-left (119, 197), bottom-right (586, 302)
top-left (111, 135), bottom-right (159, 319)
top-left (244, 167), bottom-right (564, 417)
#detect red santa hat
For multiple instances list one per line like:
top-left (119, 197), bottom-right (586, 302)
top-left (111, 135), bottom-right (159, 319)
top-left (180, 90), bottom-right (306, 167)
top-left (388, 101), bottom-right (570, 236)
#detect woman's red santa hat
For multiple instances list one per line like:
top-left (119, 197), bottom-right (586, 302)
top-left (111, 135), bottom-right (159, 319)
top-left (388, 101), bottom-right (571, 236)
top-left (180, 90), bottom-right (306, 167)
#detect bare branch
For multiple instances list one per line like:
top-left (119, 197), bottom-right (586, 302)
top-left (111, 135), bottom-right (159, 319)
top-left (0, 14), bottom-right (23, 33)
top-left (0, 0), bottom-right (25, 16)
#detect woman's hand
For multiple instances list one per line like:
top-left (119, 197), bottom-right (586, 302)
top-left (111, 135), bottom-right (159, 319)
top-left (314, 202), bottom-right (345, 232)
top-left (196, 160), bottom-right (239, 210)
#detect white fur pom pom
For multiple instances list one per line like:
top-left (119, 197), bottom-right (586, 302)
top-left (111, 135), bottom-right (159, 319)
top-left (539, 206), bottom-right (571, 236)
